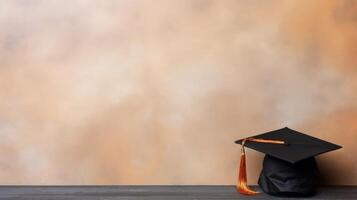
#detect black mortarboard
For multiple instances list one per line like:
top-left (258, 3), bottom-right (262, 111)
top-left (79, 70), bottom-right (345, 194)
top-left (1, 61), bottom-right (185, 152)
top-left (235, 127), bottom-right (342, 197)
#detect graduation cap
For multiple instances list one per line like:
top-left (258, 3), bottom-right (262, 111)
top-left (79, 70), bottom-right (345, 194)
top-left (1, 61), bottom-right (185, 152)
top-left (234, 127), bottom-right (342, 197)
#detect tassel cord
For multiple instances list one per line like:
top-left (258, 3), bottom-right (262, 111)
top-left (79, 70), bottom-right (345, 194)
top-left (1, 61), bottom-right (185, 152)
top-left (236, 138), bottom-right (285, 195)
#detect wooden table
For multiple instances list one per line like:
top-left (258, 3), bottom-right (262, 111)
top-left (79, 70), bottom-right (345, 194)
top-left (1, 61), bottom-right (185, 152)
top-left (0, 186), bottom-right (355, 199)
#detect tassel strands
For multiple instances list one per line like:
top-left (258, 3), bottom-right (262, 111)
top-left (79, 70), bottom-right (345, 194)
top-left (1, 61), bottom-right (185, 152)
top-left (236, 139), bottom-right (259, 195)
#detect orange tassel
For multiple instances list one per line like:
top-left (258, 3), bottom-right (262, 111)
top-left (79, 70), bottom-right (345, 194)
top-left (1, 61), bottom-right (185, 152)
top-left (236, 138), bottom-right (285, 195)
top-left (236, 141), bottom-right (259, 195)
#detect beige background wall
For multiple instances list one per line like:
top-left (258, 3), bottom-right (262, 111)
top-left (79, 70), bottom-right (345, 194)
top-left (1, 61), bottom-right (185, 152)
top-left (0, 0), bottom-right (356, 185)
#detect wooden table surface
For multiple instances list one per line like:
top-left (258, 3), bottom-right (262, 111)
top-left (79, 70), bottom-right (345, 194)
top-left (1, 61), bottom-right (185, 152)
top-left (0, 186), bottom-right (355, 200)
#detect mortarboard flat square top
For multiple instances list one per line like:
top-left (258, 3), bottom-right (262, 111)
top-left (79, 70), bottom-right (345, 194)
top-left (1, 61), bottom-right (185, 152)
top-left (235, 127), bottom-right (342, 163)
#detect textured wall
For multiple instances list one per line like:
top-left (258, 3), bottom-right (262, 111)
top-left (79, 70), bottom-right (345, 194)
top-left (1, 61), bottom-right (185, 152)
top-left (0, 0), bottom-right (356, 185)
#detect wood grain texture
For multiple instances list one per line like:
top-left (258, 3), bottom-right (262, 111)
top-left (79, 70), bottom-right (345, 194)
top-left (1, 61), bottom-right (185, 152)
top-left (0, 186), bottom-right (355, 200)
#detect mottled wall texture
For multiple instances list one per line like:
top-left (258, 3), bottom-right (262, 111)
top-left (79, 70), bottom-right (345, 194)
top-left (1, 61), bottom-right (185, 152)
top-left (0, 0), bottom-right (356, 185)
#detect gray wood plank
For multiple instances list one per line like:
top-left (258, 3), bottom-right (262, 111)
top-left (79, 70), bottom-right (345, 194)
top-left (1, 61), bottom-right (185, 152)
top-left (0, 186), bottom-right (355, 200)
